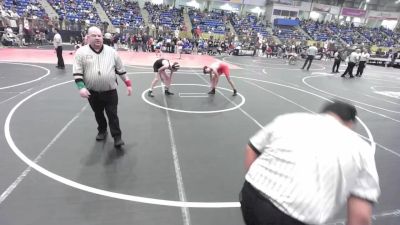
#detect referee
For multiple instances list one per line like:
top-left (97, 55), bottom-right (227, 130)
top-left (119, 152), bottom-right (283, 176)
top-left (341, 49), bottom-right (361, 78)
top-left (356, 49), bottom-right (370, 77)
top-left (241, 101), bottom-right (380, 225)
top-left (73, 26), bottom-right (132, 148)
top-left (301, 43), bottom-right (318, 71)
top-left (53, 28), bottom-right (65, 69)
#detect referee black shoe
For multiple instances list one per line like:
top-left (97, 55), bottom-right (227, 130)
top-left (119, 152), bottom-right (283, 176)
top-left (96, 131), bottom-right (107, 141)
top-left (165, 90), bottom-right (174, 95)
top-left (208, 89), bottom-right (215, 95)
top-left (114, 136), bottom-right (125, 147)
top-left (148, 90), bottom-right (154, 97)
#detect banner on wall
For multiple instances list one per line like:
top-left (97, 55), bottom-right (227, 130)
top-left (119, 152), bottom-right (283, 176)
top-left (311, 3), bottom-right (340, 15)
top-left (312, 3), bottom-right (330, 13)
top-left (367, 11), bottom-right (400, 20)
top-left (219, 0), bottom-right (243, 3)
top-left (329, 6), bottom-right (340, 15)
top-left (243, 0), bottom-right (265, 6)
top-left (341, 7), bottom-right (366, 17)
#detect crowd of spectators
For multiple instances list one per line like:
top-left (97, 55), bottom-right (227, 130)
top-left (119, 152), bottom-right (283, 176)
top-left (273, 25), bottom-right (309, 42)
top-left (230, 13), bottom-right (269, 37)
top-left (144, 2), bottom-right (183, 31)
top-left (2, 0), bottom-right (46, 18)
top-left (378, 27), bottom-right (400, 46)
top-left (47, 0), bottom-right (101, 27)
top-left (100, 0), bottom-right (143, 29)
top-left (1, 0), bottom-right (400, 53)
top-left (1, 1), bottom-right (54, 47)
top-left (355, 27), bottom-right (392, 47)
top-left (327, 22), bottom-right (369, 45)
top-left (300, 19), bottom-right (332, 41)
top-left (189, 9), bottom-right (227, 35)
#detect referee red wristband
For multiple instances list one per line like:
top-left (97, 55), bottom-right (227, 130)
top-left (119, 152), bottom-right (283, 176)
top-left (124, 79), bottom-right (132, 87)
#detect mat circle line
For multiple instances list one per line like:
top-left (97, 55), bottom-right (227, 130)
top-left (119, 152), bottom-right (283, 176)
top-left (0, 62), bottom-right (50, 90)
top-left (4, 78), bottom-right (375, 208)
top-left (142, 84), bottom-right (245, 113)
top-left (222, 57), bottom-right (326, 71)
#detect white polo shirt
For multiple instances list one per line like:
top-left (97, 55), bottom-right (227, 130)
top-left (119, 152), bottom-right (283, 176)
top-left (53, 33), bottom-right (62, 48)
top-left (360, 52), bottom-right (370, 62)
top-left (306, 46), bottom-right (318, 56)
top-left (246, 113), bottom-right (380, 225)
top-left (349, 52), bottom-right (360, 63)
top-left (73, 45), bottom-right (127, 92)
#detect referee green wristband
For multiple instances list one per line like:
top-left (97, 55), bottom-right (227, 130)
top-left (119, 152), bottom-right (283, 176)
top-left (76, 81), bottom-right (86, 90)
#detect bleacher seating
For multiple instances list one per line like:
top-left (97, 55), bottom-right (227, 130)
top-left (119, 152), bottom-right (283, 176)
top-left (300, 21), bottom-right (330, 41)
top-left (189, 9), bottom-right (226, 35)
top-left (273, 26), bottom-right (308, 41)
top-left (144, 2), bottom-right (183, 30)
top-left (230, 13), bottom-right (269, 37)
top-left (100, 0), bottom-right (143, 28)
top-left (355, 27), bottom-right (392, 47)
top-left (3, 0), bottom-right (47, 18)
top-left (47, 0), bottom-right (101, 25)
top-left (380, 27), bottom-right (400, 46)
top-left (328, 23), bottom-right (369, 45)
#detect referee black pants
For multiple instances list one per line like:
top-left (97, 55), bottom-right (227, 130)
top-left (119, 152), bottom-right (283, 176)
top-left (332, 59), bottom-right (340, 72)
top-left (342, 62), bottom-right (356, 77)
top-left (56, 46), bottom-right (65, 68)
top-left (88, 89), bottom-right (121, 138)
top-left (356, 61), bottom-right (366, 76)
top-left (302, 55), bottom-right (314, 70)
top-left (240, 181), bottom-right (306, 225)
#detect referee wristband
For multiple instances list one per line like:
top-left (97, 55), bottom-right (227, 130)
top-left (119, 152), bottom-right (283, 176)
top-left (76, 81), bottom-right (86, 90)
top-left (124, 79), bottom-right (132, 87)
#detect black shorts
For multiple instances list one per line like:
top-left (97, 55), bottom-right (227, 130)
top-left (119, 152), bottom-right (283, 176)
top-left (153, 59), bottom-right (165, 72)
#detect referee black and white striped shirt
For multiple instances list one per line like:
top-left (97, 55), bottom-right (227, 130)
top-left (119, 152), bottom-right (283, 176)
top-left (73, 44), bottom-right (127, 92)
top-left (246, 112), bottom-right (380, 224)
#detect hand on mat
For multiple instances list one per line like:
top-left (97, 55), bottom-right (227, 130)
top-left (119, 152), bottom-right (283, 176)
top-left (126, 86), bottom-right (132, 96)
top-left (79, 88), bottom-right (91, 98)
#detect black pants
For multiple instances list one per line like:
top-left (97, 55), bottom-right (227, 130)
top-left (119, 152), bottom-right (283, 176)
top-left (240, 181), bottom-right (306, 225)
top-left (356, 61), bottom-right (366, 76)
top-left (88, 89), bottom-right (121, 138)
top-left (302, 55), bottom-right (314, 70)
top-left (342, 62), bottom-right (356, 77)
top-left (56, 46), bottom-right (65, 68)
top-left (332, 59), bottom-right (340, 72)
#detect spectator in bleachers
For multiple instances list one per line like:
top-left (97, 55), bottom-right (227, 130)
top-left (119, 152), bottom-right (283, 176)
top-left (104, 31), bottom-right (112, 46)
